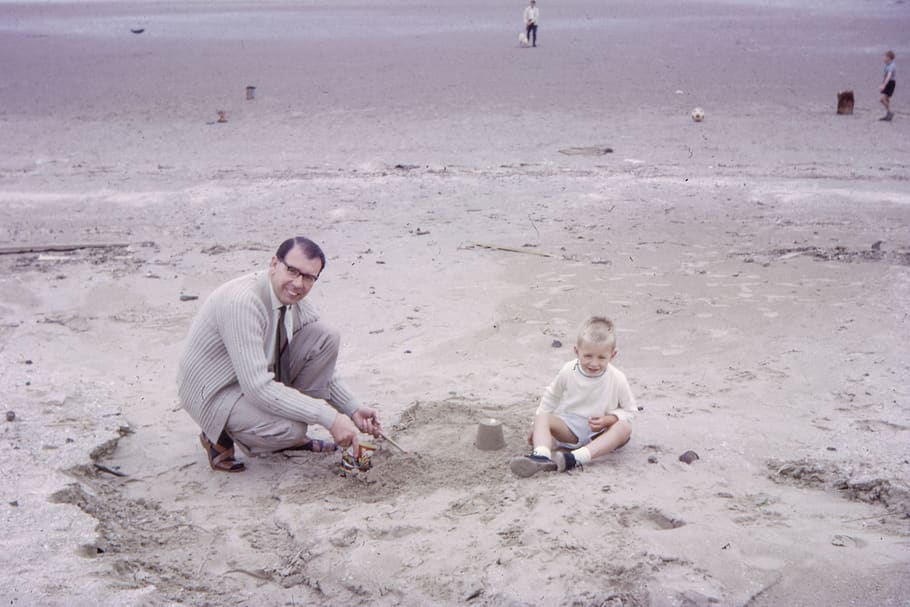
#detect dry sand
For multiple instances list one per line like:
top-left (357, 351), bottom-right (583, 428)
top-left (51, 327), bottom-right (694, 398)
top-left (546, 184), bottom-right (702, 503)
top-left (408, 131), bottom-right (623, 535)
top-left (1, 0), bottom-right (909, 605)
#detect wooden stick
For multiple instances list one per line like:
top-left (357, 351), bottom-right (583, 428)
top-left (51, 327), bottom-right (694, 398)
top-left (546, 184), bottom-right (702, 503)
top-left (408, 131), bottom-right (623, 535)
top-left (380, 431), bottom-right (408, 454)
top-left (467, 242), bottom-right (553, 258)
top-left (0, 243), bottom-right (130, 256)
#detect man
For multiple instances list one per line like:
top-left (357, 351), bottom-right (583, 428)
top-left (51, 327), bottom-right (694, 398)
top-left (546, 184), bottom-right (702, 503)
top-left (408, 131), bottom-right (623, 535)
top-left (177, 236), bottom-right (382, 472)
top-left (524, 0), bottom-right (539, 48)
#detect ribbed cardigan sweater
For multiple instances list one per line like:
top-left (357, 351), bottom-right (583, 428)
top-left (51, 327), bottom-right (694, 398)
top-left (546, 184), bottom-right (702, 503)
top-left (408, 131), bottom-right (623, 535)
top-left (177, 270), bottom-right (360, 440)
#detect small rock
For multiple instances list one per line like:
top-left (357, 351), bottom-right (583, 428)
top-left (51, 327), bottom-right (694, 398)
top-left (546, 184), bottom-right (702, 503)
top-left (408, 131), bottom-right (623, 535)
top-left (826, 446), bottom-right (837, 451)
top-left (648, 455), bottom-right (659, 464)
top-left (179, 294), bottom-right (199, 302)
top-left (24, 360), bottom-right (32, 365)
top-left (9, 500), bottom-right (18, 507)
top-left (679, 450), bottom-right (699, 464)
top-left (551, 339), bottom-right (562, 348)
top-left (5, 411), bottom-right (15, 422)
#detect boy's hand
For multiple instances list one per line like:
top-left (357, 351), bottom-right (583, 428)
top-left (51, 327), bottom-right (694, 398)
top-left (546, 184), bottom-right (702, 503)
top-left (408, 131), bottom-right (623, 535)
top-left (588, 414), bottom-right (619, 433)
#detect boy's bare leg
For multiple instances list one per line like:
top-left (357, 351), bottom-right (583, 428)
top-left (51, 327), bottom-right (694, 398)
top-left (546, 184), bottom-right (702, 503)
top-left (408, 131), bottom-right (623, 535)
top-left (585, 419), bottom-right (632, 460)
top-left (531, 413), bottom-right (577, 450)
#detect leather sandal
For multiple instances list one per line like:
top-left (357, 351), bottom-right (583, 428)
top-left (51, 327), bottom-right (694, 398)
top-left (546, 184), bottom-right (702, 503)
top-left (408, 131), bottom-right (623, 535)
top-left (301, 438), bottom-right (338, 453)
top-left (199, 433), bottom-right (246, 472)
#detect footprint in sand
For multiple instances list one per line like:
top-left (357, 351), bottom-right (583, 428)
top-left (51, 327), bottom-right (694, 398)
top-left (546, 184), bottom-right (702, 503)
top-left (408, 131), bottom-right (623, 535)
top-left (618, 506), bottom-right (686, 530)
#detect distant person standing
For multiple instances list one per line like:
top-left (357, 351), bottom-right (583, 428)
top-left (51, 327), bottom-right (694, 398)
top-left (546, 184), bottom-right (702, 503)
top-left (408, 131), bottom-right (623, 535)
top-left (524, 0), bottom-right (539, 48)
top-left (880, 50), bottom-right (896, 121)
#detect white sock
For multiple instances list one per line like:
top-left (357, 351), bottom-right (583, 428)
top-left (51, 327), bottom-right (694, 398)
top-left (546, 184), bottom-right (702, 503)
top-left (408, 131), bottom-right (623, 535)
top-left (571, 447), bottom-right (592, 465)
top-left (532, 446), bottom-right (552, 460)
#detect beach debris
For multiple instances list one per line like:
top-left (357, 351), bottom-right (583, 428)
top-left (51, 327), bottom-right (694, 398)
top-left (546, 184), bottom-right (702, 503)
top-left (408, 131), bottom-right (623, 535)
top-left (93, 463), bottom-right (128, 477)
top-left (648, 455), bottom-right (659, 464)
top-left (9, 500), bottom-right (18, 507)
top-left (837, 90), bottom-right (854, 115)
top-left (5, 411), bottom-right (15, 422)
top-left (394, 163), bottom-right (420, 170)
top-left (551, 339), bottom-right (562, 348)
top-left (691, 107), bottom-right (705, 122)
top-left (831, 534), bottom-right (864, 548)
top-left (461, 242), bottom-right (554, 258)
top-left (679, 450), bottom-right (699, 464)
top-left (0, 243), bottom-right (129, 256)
top-left (216, 111), bottom-right (227, 123)
top-left (245, 85), bottom-right (256, 100)
top-left (179, 294), bottom-right (199, 301)
top-left (130, 28), bottom-right (145, 34)
top-left (558, 146), bottom-right (613, 156)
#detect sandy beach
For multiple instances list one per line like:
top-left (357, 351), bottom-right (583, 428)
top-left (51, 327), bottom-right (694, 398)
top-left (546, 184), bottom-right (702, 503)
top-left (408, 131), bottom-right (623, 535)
top-left (1, 1), bottom-right (909, 605)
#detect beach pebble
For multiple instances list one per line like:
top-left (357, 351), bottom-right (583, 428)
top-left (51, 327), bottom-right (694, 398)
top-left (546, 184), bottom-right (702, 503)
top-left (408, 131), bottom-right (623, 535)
top-left (179, 294), bottom-right (199, 301)
top-left (5, 411), bottom-right (15, 422)
top-left (551, 339), bottom-right (562, 348)
top-left (679, 450), bottom-right (699, 464)
top-left (648, 455), bottom-right (659, 464)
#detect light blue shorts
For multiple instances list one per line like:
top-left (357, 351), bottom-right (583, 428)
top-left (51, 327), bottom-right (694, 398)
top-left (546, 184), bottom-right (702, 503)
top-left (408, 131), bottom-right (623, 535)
top-left (555, 413), bottom-right (601, 450)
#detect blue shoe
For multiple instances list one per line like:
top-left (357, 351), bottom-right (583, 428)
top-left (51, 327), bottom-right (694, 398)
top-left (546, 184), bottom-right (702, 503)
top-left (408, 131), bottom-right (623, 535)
top-left (553, 451), bottom-right (579, 472)
top-left (510, 454), bottom-right (556, 477)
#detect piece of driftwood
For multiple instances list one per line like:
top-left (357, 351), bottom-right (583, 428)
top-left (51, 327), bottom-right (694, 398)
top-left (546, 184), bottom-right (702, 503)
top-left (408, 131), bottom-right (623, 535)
top-left (837, 90), bottom-right (854, 115)
top-left (466, 242), bottom-right (553, 258)
top-left (0, 243), bottom-right (130, 256)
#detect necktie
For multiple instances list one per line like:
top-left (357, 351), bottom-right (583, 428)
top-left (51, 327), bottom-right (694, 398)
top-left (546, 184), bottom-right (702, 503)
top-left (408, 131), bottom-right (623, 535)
top-left (274, 306), bottom-right (291, 384)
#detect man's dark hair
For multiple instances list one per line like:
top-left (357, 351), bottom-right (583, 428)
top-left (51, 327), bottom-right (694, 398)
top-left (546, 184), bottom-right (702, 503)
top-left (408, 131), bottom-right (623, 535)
top-left (276, 236), bottom-right (326, 273)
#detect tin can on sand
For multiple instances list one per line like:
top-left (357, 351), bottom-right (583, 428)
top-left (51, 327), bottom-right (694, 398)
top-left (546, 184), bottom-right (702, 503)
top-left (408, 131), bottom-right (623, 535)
top-left (341, 441), bottom-right (377, 471)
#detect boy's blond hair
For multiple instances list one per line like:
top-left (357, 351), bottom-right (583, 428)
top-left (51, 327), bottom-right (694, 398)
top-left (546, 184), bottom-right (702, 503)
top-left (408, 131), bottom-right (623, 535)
top-left (576, 316), bottom-right (616, 350)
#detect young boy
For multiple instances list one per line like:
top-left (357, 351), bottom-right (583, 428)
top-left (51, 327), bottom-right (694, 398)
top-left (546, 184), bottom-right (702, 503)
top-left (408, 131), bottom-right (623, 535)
top-left (510, 316), bottom-right (637, 477)
top-left (880, 50), bottom-right (896, 121)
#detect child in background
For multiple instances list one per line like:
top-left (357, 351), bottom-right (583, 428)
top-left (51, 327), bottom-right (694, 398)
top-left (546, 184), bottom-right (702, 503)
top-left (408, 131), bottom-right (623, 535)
top-left (880, 50), bottom-right (896, 122)
top-left (510, 316), bottom-right (637, 477)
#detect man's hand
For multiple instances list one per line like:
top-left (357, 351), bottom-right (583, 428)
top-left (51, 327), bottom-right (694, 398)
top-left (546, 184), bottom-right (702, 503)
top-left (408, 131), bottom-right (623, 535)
top-left (328, 413), bottom-right (360, 448)
top-left (352, 407), bottom-right (383, 438)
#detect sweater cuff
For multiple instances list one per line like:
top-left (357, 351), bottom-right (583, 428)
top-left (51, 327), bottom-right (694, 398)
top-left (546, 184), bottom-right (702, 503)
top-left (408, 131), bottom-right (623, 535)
top-left (317, 406), bottom-right (338, 431)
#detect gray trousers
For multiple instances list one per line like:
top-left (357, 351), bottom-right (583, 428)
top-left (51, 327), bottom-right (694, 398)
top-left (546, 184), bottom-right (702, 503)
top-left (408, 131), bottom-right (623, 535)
top-left (224, 321), bottom-right (340, 455)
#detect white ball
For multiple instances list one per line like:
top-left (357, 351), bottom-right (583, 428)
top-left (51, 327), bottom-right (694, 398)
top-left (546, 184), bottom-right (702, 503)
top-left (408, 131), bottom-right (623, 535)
top-left (691, 107), bottom-right (705, 122)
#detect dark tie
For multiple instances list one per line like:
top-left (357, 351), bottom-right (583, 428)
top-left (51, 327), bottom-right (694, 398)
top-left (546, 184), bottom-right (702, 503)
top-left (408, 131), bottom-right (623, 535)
top-left (274, 306), bottom-right (291, 385)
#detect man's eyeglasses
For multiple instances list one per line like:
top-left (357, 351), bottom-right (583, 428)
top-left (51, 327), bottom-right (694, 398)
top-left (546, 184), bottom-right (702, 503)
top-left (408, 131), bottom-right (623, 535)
top-left (280, 259), bottom-right (319, 285)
